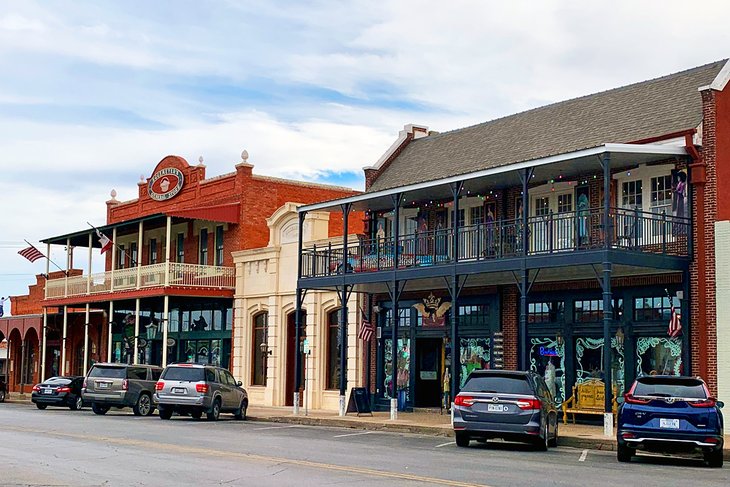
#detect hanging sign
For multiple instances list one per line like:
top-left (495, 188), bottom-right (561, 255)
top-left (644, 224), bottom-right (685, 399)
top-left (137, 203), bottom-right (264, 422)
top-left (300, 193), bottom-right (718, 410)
top-left (148, 167), bottom-right (185, 201)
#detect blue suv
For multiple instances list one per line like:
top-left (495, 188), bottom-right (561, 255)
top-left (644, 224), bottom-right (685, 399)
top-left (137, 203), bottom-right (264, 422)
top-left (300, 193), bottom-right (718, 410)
top-left (617, 376), bottom-right (724, 467)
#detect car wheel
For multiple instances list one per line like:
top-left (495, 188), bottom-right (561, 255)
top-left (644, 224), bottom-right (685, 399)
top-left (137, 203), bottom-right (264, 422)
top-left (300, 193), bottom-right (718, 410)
top-left (159, 407), bottom-right (173, 420)
top-left (548, 421), bottom-right (558, 448)
top-left (534, 423), bottom-right (549, 451)
top-left (36, 403), bottom-right (47, 410)
top-left (191, 410), bottom-right (203, 420)
top-left (133, 393), bottom-right (153, 416)
top-left (617, 443), bottom-right (634, 463)
top-left (92, 403), bottom-right (109, 415)
top-left (455, 431), bottom-right (470, 447)
top-left (704, 448), bottom-right (723, 468)
top-left (0, 390), bottom-right (5, 402)
top-left (70, 396), bottom-right (83, 411)
top-left (207, 399), bottom-right (221, 421)
top-left (234, 400), bottom-right (248, 420)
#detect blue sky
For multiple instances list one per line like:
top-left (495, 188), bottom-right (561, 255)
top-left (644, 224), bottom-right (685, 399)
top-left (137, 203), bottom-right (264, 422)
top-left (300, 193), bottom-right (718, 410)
top-left (1, 0), bottom-right (729, 306)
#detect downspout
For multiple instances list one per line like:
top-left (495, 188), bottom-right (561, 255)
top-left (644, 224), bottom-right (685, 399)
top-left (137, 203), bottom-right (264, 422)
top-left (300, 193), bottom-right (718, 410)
top-left (685, 132), bottom-right (706, 379)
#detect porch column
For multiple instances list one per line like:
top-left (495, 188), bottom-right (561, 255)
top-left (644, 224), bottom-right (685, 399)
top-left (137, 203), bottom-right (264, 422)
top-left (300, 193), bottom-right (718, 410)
top-left (164, 216), bottom-right (172, 287)
top-left (133, 298), bottom-right (140, 364)
top-left (87, 232), bottom-right (93, 294)
top-left (61, 306), bottom-right (68, 375)
top-left (136, 221), bottom-right (143, 289)
top-left (41, 308), bottom-right (48, 382)
top-left (19, 337), bottom-right (26, 391)
top-left (294, 210), bottom-right (306, 415)
top-left (681, 269), bottom-right (691, 375)
top-left (83, 303), bottom-right (90, 374)
top-left (450, 182), bottom-right (463, 396)
top-left (110, 227), bottom-right (117, 291)
top-left (339, 203), bottom-right (352, 416)
top-left (162, 295), bottom-right (169, 366)
top-left (64, 238), bottom-right (70, 298)
top-left (601, 152), bottom-right (614, 432)
top-left (519, 269), bottom-right (530, 371)
top-left (390, 193), bottom-right (402, 420)
top-left (518, 168), bottom-right (534, 371)
top-left (108, 301), bottom-right (114, 362)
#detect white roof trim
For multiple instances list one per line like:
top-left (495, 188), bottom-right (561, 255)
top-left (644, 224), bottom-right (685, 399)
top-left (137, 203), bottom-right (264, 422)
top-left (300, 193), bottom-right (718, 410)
top-left (364, 124), bottom-right (429, 171)
top-left (300, 143), bottom-right (688, 213)
top-left (698, 59), bottom-right (730, 91)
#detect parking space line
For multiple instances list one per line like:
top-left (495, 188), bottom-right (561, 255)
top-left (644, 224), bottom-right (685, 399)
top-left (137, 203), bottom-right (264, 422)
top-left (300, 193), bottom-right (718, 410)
top-left (333, 431), bottom-right (373, 438)
top-left (435, 441), bottom-right (456, 448)
top-left (253, 425), bottom-right (300, 431)
top-left (578, 449), bottom-right (588, 462)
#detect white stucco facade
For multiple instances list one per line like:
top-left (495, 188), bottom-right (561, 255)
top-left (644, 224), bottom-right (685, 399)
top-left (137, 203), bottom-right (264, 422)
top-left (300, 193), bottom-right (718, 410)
top-left (716, 220), bottom-right (730, 406)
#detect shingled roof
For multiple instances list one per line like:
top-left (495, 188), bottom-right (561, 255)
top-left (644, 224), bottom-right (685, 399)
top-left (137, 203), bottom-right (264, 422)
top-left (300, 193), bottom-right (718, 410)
top-left (368, 59), bottom-right (727, 193)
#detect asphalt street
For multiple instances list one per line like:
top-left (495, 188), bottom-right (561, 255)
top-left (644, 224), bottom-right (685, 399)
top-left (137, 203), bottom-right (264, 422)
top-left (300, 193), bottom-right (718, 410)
top-left (0, 402), bottom-right (728, 486)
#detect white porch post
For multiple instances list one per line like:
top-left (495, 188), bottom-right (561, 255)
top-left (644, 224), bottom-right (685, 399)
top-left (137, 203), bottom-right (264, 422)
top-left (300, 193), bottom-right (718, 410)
top-left (87, 232), bottom-right (92, 294)
top-left (64, 238), bottom-right (70, 297)
top-left (136, 221), bottom-right (143, 289)
top-left (83, 303), bottom-right (90, 374)
top-left (162, 295), bottom-right (169, 366)
top-left (41, 308), bottom-right (47, 381)
top-left (164, 215), bottom-right (171, 286)
top-left (61, 305), bottom-right (68, 376)
top-left (110, 227), bottom-right (117, 291)
top-left (133, 298), bottom-right (140, 364)
top-left (108, 301), bottom-right (114, 362)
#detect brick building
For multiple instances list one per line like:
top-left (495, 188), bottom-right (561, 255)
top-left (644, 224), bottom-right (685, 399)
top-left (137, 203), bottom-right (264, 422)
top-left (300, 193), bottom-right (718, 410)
top-left (295, 59), bottom-right (730, 417)
top-left (31, 151), bottom-right (358, 385)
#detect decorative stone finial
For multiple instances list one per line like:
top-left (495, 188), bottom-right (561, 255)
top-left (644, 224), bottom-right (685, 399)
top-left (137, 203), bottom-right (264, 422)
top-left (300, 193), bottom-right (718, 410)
top-left (241, 150), bottom-right (249, 163)
top-left (198, 155), bottom-right (204, 165)
top-left (110, 189), bottom-right (117, 199)
top-left (139, 174), bottom-right (145, 182)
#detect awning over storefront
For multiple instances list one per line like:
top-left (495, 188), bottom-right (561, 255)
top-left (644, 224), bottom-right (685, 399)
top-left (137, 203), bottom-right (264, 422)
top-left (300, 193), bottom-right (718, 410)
top-left (165, 202), bottom-right (240, 224)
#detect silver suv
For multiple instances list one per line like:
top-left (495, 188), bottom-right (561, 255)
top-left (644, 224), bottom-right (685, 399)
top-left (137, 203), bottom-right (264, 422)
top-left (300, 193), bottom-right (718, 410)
top-left (154, 363), bottom-right (248, 421)
top-left (82, 363), bottom-right (163, 416)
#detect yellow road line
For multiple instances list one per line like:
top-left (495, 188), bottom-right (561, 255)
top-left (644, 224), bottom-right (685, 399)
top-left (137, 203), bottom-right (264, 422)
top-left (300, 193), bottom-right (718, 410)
top-left (5, 426), bottom-right (490, 487)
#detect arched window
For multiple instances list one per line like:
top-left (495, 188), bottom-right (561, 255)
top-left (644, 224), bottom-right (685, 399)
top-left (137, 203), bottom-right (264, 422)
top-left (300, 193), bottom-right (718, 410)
top-left (326, 309), bottom-right (343, 390)
top-left (252, 312), bottom-right (268, 386)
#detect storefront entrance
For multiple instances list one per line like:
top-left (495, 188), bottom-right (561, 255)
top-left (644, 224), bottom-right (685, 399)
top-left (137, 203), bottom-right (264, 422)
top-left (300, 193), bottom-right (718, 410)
top-left (415, 338), bottom-right (442, 407)
top-left (285, 311), bottom-right (306, 407)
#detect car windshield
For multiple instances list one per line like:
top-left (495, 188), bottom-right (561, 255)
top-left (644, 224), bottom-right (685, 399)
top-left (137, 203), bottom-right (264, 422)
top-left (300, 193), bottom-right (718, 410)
top-left (88, 366), bottom-right (126, 379)
top-left (634, 377), bottom-right (707, 399)
top-left (461, 375), bottom-right (533, 395)
top-left (162, 367), bottom-right (205, 382)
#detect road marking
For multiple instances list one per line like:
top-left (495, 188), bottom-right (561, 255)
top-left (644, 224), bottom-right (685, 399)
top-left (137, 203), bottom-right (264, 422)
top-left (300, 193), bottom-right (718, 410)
top-left (333, 431), bottom-right (373, 438)
top-left (435, 441), bottom-right (456, 448)
top-left (4, 425), bottom-right (490, 487)
top-left (253, 425), bottom-right (299, 431)
top-left (579, 449), bottom-right (588, 462)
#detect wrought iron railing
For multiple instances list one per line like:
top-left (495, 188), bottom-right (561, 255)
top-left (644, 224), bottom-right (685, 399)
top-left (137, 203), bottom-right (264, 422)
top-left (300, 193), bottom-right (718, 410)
top-left (45, 262), bottom-right (235, 299)
top-left (300, 207), bottom-right (690, 278)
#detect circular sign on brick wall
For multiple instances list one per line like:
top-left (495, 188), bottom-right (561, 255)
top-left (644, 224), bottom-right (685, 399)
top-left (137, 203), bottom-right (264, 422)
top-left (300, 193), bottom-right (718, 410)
top-left (148, 167), bottom-right (184, 201)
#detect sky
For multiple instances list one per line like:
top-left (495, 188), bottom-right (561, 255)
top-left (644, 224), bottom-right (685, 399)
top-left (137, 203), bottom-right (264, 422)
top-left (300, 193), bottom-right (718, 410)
top-left (1, 0), bottom-right (729, 310)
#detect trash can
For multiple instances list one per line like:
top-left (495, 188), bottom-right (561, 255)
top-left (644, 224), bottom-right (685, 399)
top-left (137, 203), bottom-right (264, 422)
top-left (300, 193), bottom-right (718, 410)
top-left (397, 389), bottom-right (407, 411)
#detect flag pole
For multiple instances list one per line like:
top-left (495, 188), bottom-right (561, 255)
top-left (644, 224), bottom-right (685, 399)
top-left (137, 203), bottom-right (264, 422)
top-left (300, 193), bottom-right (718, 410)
top-left (23, 239), bottom-right (67, 275)
top-left (86, 222), bottom-right (137, 266)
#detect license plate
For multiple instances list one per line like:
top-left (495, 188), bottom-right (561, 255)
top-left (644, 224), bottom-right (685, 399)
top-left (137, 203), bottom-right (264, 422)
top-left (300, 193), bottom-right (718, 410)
top-left (660, 418), bottom-right (680, 429)
top-left (43, 389), bottom-right (53, 395)
top-left (172, 387), bottom-right (186, 394)
top-left (487, 404), bottom-right (508, 412)
top-left (97, 382), bottom-right (110, 389)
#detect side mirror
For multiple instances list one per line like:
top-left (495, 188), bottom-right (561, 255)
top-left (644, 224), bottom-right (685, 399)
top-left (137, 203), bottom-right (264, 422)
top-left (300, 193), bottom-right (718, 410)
top-left (717, 400), bottom-right (724, 409)
top-left (237, 381), bottom-right (243, 387)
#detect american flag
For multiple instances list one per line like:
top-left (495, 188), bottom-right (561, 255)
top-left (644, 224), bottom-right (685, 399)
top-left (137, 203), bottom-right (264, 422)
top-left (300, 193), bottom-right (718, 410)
top-left (668, 302), bottom-right (682, 338)
top-left (358, 317), bottom-right (374, 342)
top-left (18, 244), bottom-right (45, 263)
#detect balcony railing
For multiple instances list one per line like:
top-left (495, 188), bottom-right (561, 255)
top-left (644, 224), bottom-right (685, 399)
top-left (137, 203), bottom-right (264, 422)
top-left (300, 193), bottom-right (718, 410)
top-left (45, 262), bottom-right (235, 299)
top-left (301, 207), bottom-right (690, 278)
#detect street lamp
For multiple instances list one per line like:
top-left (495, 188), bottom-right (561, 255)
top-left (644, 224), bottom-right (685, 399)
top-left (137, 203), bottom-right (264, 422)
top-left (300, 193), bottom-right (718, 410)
top-left (145, 320), bottom-right (159, 341)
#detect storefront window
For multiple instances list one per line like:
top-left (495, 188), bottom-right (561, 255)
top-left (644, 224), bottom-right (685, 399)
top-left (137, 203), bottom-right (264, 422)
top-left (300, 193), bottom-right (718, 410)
top-left (636, 337), bottom-right (682, 376)
top-left (529, 337), bottom-right (565, 405)
top-left (384, 338), bottom-right (410, 401)
top-left (528, 302), bottom-right (564, 323)
top-left (252, 312), bottom-right (267, 386)
top-left (459, 305), bottom-right (490, 327)
top-left (574, 336), bottom-right (625, 395)
top-left (459, 338), bottom-right (490, 388)
top-left (574, 299), bottom-right (623, 322)
top-left (327, 309), bottom-right (342, 390)
top-left (634, 296), bottom-right (675, 322)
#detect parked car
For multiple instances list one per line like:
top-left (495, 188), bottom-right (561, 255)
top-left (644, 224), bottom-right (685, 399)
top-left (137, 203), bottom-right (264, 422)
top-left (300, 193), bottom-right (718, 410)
top-left (452, 370), bottom-right (559, 450)
top-left (0, 378), bottom-right (6, 402)
top-left (31, 376), bottom-right (85, 410)
top-left (617, 375), bottom-right (724, 467)
top-left (154, 363), bottom-right (248, 421)
top-left (82, 363), bottom-right (163, 416)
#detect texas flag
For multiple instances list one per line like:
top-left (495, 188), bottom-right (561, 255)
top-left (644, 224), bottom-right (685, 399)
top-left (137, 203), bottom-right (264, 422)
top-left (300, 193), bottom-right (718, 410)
top-left (96, 229), bottom-right (113, 254)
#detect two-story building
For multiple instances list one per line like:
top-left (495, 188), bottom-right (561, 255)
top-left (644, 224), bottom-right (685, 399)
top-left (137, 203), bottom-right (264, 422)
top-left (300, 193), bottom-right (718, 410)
top-left (37, 151), bottom-right (358, 383)
top-left (295, 59), bottom-right (730, 418)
